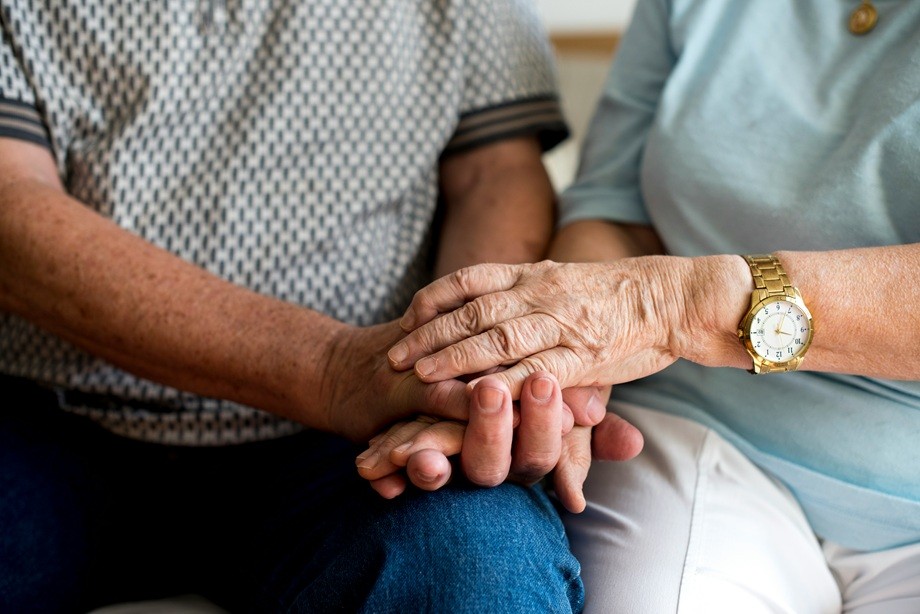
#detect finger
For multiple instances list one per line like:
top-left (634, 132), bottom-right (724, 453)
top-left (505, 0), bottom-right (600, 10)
top-left (364, 416), bottom-right (438, 455)
top-left (561, 386), bottom-right (609, 427)
top-left (592, 412), bottom-right (645, 461)
top-left (389, 420), bottom-right (466, 466)
top-left (398, 263), bottom-right (523, 331)
top-left (461, 378), bottom-right (513, 487)
top-left (467, 347), bottom-right (581, 400)
top-left (357, 417), bottom-right (439, 481)
top-left (553, 425), bottom-right (593, 513)
top-left (370, 473), bottom-right (408, 499)
top-left (558, 400), bottom-right (575, 435)
top-left (510, 372), bottom-right (563, 484)
top-left (388, 291), bottom-right (528, 370)
top-left (406, 449), bottom-right (453, 491)
top-left (395, 376), bottom-right (471, 424)
top-left (356, 420), bottom-right (411, 470)
top-left (410, 313), bottom-right (562, 383)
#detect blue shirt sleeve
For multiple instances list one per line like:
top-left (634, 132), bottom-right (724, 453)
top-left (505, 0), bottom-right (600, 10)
top-left (558, 0), bottom-right (675, 228)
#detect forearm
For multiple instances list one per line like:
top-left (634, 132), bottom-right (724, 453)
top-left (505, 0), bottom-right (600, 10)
top-left (678, 245), bottom-right (920, 379)
top-left (774, 245), bottom-right (920, 378)
top-left (548, 220), bottom-right (664, 263)
top-left (435, 138), bottom-right (554, 276)
top-left (0, 178), bottom-right (346, 427)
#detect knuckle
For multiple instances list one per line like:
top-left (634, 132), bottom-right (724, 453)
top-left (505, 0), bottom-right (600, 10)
top-left (443, 344), bottom-right (478, 374)
top-left (519, 354), bottom-right (550, 377)
top-left (514, 450), bottom-right (558, 478)
top-left (451, 265), bottom-right (480, 295)
top-left (411, 288), bottom-right (434, 314)
top-left (490, 323), bottom-right (518, 359)
top-left (533, 259), bottom-right (554, 272)
top-left (468, 423), bottom-right (507, 447)
top-left (423, 380), bottom-right (455, 411)
top-left (412, 324), bottom-right (436, 352)
top-left (455, 300), bottom-right (484, 332)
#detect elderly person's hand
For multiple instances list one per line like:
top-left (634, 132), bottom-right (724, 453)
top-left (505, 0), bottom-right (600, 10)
top-left (357, 372), bottom-right (643, 512)
top-left (386, 256), bottom-right (747, 396)
top-left (320, 320), bottom-right (474, 442)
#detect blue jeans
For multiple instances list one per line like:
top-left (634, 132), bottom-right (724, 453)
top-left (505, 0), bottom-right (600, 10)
top-left (0, 377), bottom-right (584, 613)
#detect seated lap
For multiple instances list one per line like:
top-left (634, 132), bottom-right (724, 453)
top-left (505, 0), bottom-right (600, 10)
top-left (0, 378), bottom-right (583, 613)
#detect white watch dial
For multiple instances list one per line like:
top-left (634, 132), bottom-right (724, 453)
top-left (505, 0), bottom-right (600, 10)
top-left (748, 298), bottom-right (811, 363)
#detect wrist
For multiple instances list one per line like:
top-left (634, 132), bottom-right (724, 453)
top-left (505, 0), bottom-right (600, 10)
top-left (261, 309), bottom-right (352, 432)
top-left (618, 255), bottom-right (696, 362)
top-left (306, 319), bottom-right (356, 434)
top-left (672, 254), bottom-right (752, 368)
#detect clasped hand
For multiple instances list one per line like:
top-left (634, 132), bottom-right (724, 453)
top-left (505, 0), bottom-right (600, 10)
top-left (356, 371), bottom-right (640, 512)
top-left (350, 259), bottom-right (690, 510)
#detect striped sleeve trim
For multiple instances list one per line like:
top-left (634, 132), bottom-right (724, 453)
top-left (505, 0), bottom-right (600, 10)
top-left (444, 95), bottom-right (569, 156)
top-left (0, 98), bottom-right (51, 149)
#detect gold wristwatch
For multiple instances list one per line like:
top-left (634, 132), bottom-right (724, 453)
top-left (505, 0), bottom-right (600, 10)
top-left (737, 254), bottom-right (814, 374)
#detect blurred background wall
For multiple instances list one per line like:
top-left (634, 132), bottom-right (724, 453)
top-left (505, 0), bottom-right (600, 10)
top-left (535, 0), bottom-right (638, 191)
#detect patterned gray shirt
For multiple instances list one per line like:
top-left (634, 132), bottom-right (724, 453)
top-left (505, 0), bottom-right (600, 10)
top-left (0, 0), bottom-right (567, 445)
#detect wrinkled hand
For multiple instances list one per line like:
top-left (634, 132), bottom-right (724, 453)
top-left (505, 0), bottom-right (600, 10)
top-left (387, 258), bottom-right (690, 396)
top-left (357, 373), bottom-right (643, 512)
top-left (322, 320), bottom-right (471, 442)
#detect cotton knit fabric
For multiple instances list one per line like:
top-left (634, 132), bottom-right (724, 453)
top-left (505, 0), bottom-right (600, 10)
top-left (0, 0), bottom-right (567, 445)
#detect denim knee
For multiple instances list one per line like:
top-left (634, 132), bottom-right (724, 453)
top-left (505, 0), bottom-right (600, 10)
top-left (292, 482), bottom-right (584, 613)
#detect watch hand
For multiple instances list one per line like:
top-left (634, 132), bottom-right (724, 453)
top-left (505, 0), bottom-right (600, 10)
top-left (774, 312), bottom-right (789, 336)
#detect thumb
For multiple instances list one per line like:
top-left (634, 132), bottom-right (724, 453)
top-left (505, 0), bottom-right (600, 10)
top-left (592, 412), bottom-right (644, 461)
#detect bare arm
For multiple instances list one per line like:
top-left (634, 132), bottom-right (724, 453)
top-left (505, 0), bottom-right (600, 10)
top-left (391, 239), bottom-right (920, 391)
top-left (434, 136), bottom-right (555, 276)
top-left (548, 219), bottom-right (664, 263)
top-left (0, 138), bottom-right (471, 440)
top-left (682, 245), bottom-right (920, 379)
top-left (554, 222), bottom-right (920, 379)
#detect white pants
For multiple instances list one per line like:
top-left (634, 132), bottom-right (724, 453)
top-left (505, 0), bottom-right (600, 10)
top-left (563, 403), bottom-right (920, 614)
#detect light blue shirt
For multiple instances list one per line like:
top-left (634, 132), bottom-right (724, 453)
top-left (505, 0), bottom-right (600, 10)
top-left (560, 0), bottom-right (920, 551)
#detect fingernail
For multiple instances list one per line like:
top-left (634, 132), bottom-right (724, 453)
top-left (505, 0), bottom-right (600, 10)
top-left (356, 452), bottom-right (380, 469)
top-left (388, 343), bottom-right (408, 365)
top-left (478, 387), bottom-right (504, 413)
top-left (356, 449), bottom-right (372, 462)
top-left (531, 376), bottom-right (553, 401)
top-left (392, 441), bottom-right (413, 455)
top-left (416, 357), bottom-right (436, 377)
top-left (399, 311), bottom-right (416, 330)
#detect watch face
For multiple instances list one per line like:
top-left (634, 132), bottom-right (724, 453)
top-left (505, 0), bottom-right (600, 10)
top-left (747, 297), bottom-right (813, 364)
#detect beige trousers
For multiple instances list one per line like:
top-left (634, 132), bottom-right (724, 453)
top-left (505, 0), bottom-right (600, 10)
top-left (563, 403), bottom-right (920, 614)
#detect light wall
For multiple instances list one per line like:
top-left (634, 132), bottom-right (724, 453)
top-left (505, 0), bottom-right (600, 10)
top-left (535, 0), bottom-right (637, 33)
top-left (536, 1), bottom-right (636, 190)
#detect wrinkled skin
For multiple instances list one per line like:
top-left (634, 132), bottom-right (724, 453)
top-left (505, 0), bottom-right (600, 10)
top-left (387, 258), bottom-right (699, 396)
top-left (322, 320), bottom-right (473, 442)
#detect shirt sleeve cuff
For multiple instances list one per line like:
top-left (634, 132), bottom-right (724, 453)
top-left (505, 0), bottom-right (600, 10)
top-left (0, 97), bottom-right (51, 150)
top-left (557, 185), bottom-right (651, 229)
top-left (443, 95), bottom-right (569, 157)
